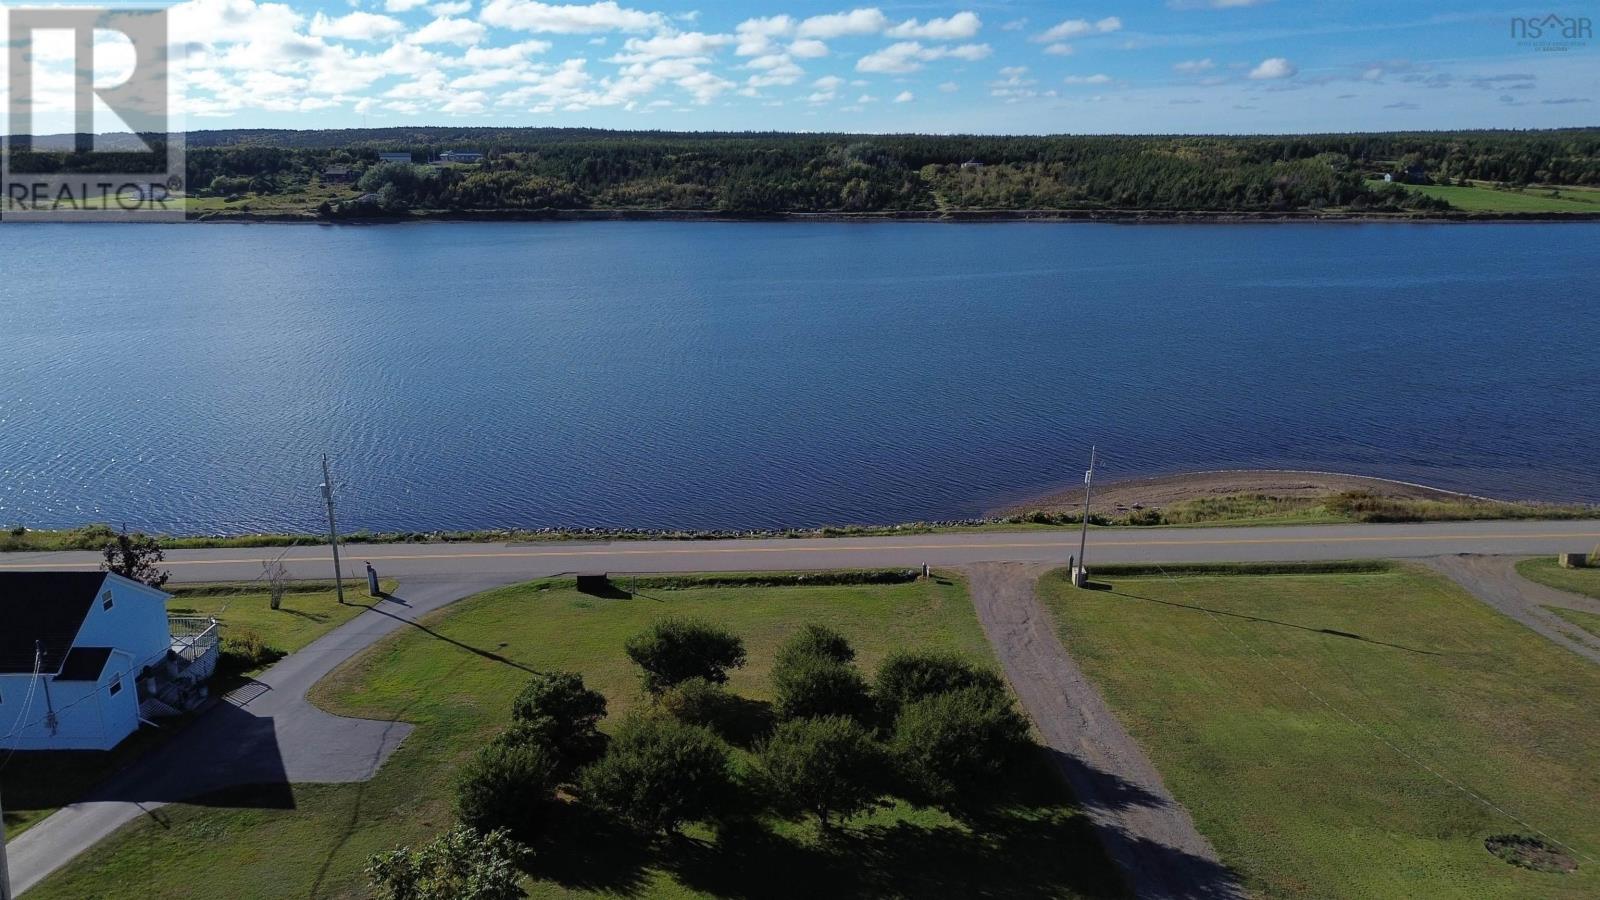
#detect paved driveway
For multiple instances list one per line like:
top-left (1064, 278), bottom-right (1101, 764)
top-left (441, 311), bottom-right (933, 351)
top-left (8, 576), bottom-right (517, 895)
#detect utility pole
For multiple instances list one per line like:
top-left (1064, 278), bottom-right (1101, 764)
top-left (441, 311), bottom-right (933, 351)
top-left (321, 454), bottom-right (346, 605)
top-left (1, 785), bottom-right (11, 900)
top-left (1074, 445), bottom-right (1097, 588)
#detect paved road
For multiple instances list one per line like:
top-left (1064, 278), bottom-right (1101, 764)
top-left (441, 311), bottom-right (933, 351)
top-left (2, 520), bottom-right (1596, 583)
top-left (966, 563), bottom-right (1243, 900)
top-left (8, 576), bottom-right (514, 896)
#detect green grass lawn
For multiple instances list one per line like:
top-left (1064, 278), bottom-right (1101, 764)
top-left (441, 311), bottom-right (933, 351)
top-left (1, 581), bottom-right (389, 837)
top-left (1041, 564), bottom-right (1600, 899)
top-left (1366, 180), bottom-right (1600, 213)
top-left (1515, 558), bottom-right (1600, 601)
top-left (1546, 606), bottom-right (1600, 640)
top-left (28, 574), bottom-right (1121, 900)
top-left (167, 580), bottom-right (391, 658)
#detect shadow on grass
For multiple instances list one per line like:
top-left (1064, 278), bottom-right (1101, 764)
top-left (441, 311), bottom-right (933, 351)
top-left (524, 747), bottom-right (1126, 900)
top-left (365, 591), bottom-right (540, 674)
top-left (1105, 589), bottom-right (1442, 656)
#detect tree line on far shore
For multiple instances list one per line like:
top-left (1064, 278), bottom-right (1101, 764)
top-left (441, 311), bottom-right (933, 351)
top-left (21, 127), bottom-right (1598, 216)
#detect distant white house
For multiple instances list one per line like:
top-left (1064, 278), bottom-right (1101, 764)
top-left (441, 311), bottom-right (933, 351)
top-left (377, 152), bottom-right (413, 165)
top-left (437, 151), bottom-right (484, 164)
top-left (0, 571), bottom-right (217, 751)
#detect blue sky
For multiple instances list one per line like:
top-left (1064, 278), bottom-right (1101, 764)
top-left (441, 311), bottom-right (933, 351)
top-left (28, 1), bottom-right (1600, 133)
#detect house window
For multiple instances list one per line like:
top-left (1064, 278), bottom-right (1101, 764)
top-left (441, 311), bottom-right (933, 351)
top-left (102, 590), bottom-right (115, 611)
top-left (109, 678), bottom-right (123, 696)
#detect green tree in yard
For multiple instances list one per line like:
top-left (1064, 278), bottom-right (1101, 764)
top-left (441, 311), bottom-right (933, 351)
top-left (774, 624), bottom-right (855, 669)
top-left (505, 671), bottom-right (607, 770)
top-left (756, 716), bottom-right (888, 829)
top-left (874, 650), bottom-right (1005, 713)
top-left (890, 685), bottom-right (1031, 809)
top-left (579, 713), bottom-right (734, 835)
top-left (455, 743), bottom-right (560, 839)
top-left (101, 530), bottom-right (170, 589)
top-left (366, 825), bottom-right (527, 900)
top-left (624, 618), bottom-right (746, 694)
top-left (773, 654), bottom-right (875, 724)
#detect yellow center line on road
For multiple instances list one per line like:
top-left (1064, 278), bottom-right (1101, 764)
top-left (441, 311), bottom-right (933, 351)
top-left (2, 529), bottom-right (1597, 569)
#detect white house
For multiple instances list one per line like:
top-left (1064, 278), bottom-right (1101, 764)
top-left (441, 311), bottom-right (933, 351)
top-left (437, 151), bottom-right (484, 164)
top-left (0, 571), bottom-right (216, 751)
top-left (377, 152), bottom-right (413, 165)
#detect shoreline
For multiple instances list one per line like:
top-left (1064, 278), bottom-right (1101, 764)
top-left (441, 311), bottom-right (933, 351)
top-left (180, 207), bottom-right (1600, 226)
top-left (7, 469), bottom-right (1595, 552)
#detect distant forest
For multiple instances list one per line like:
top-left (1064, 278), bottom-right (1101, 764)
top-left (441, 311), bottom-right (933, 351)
top-left (20, 127), bottom-right (1600, 215)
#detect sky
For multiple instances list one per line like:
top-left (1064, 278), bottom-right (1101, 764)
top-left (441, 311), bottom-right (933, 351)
top-left (9, 0), bottom-right (1600, 134)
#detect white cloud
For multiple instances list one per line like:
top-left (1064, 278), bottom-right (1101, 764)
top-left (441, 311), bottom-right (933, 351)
top-left (734, 14), bottom-right (794, 55)
top-left (1248, 57), bottom-right (1296, 80)
top-left (1000, 18), bottom-right (1027, 31)
top-left (857, 40), bottom-right (990, 73)
top-left (938, 80), bottom-right (958, 92)
top-left (1034, 16), bottom-right (1120, 42)
top-left (429, 0), bottom-right (471, 13)
top-left (1063, 73), bottom-right (1112, 85)
top-left (384, 0), bottom-right (428, 11)
top-left (798, 8), bottom-right (889, 39)
top-left (479, 0), bottom-right (664, 33)
top-left (610, 31), bottom-right (732, 61)
top-left (1043, 42), bottom-right (1073, 56)
top-left (677, 69), bottom-right (734, 104)
top-left (886, 11), bottom-right (981, 40)
top-left (309, 10), bottom-right (405, 41)
top-left (893, 89), bottom-right (913, 102)
top-left (1173, 58), bottom-right (1214, 74)
top-left (410, 16), bottom-right (486, 45)
top-left (460, 39), bottom-right (551, 65)
top-left (788, 38), bottom-right (829, 58)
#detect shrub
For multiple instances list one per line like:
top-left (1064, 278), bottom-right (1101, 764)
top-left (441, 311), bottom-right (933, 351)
top-left (624, 619), bottom-right (746, 694)
top-left (874, 651), bottom-right (1006, 712)
top-left (367, 825), bottom-right (526, 900)
top-left (773, 655), bottom-right (875, 724)
top-left (579, 713), bottom-right (733, 834)
top-left (659, 677), bottom-right (733, 728)
top-left (491, 716), bottom-right (606, 776)
top-left (455, 743), bottom-right (560, 838)
top-left (217, 628), bottom-right (284, 679)
top-left (774, 624), bottom-right (855, 670)
top-left (513, 671), bottom-right (606, 728)
top-left (756, 716), bottom-right (888, 828)
top-left (507, 671), bottom-right (607, 766)
top-left (890, 685), bottom-right (1031, 808)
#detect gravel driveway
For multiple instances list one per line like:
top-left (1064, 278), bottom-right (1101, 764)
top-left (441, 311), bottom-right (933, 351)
top-left (964, 562), bottom-right (1244, 900)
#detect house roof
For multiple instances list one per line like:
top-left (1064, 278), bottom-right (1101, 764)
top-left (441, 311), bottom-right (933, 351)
top-left (0, 572), bottom-right (109, 675)
top-left (56, 646), bottom-right (113, 682)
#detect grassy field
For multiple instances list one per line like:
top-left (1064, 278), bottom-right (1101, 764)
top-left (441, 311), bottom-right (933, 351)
top-left (1547, 606), bottom-right (1600, 640)
top-left (28, 574), bottom-right (1121, 900)
top-left (185, 182), bottom-right (356, 215)
top-left (1366, 179), bottom-right (1600, 213)
top-left (1, 581), bottom-right (389, 837)
top-left (1515, 558), bottom-right (1600, 601)
top-left (1041, 564), bottom-right (1600, 899)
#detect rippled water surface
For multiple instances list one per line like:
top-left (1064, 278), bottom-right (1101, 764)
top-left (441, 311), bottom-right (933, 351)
top-left (1, 221), bottom-right (1596, 533)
